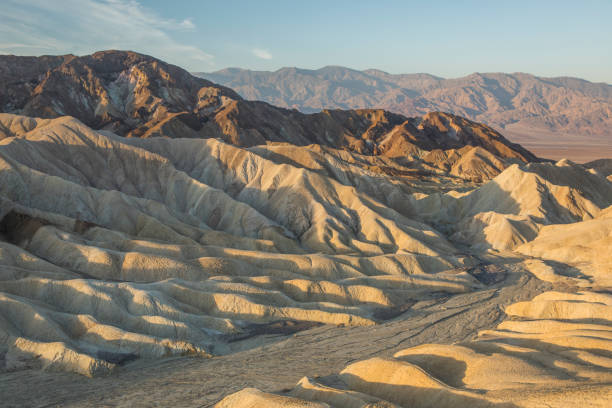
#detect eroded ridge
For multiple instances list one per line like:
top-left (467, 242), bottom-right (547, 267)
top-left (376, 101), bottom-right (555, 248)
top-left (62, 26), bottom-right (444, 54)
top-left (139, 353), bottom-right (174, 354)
top-left (0, 114), bottom-right (492, 376)
top-left (216, 287), bottom-right (612, 407)
top-left (215, 206), bottom-right (612, 407)
top-left (1, 112), bottom-right (611, 394)
top-left (217, 203), bottom-right (612, 407)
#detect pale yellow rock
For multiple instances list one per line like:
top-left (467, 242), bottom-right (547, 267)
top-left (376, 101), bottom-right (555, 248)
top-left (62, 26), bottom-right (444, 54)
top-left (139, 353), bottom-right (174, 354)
top-left (1, 112), bottom-right (612, 408)
top-left (0, 114), bottom-right (483, 375)
top-left (218, 289), bottom-right (612, 407)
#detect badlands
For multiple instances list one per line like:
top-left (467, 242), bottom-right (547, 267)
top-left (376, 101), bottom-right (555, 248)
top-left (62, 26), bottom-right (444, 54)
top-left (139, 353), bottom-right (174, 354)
top-left (0, 51), bottom-right (610, 407)
top-left (198, 66), bottom-right (612, 162)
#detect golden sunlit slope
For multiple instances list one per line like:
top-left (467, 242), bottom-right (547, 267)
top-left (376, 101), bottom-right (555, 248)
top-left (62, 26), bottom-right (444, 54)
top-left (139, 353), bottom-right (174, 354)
top-left (517, 205), bottom-right (612, 286)
top-left (0, 113), bottom-right (490, 376)
top-left (216, 286), bottom-right (612, 407)
top-left (410, 159), bottom-right (612, 251)
top-left (1, 110), bottom-right (611, 404)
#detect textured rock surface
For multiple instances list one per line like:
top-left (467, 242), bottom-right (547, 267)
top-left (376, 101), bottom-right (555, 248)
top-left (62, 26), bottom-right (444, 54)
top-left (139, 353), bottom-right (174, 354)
top-left (216, 288), bottom-right (612, 407)
top-left (0, 112), bottom-right (610, 408)
top-left (0, 54), bottom-right (611, 406)
top-left (0, 113), bottom-right (498, 376)
top-left (197, 66), bottom-right (612, 161)
top-left (0, 51), bottom-right (538, 165)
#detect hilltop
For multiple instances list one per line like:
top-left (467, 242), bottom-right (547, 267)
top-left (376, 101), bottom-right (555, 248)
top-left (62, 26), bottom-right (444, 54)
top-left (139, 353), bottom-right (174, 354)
top-left (197, 66), bottom-right (612, 161)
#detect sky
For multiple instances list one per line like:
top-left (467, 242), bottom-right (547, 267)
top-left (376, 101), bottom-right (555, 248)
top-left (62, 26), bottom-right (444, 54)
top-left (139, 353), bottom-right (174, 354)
top-left (1, 0), bottom-right (611, 83)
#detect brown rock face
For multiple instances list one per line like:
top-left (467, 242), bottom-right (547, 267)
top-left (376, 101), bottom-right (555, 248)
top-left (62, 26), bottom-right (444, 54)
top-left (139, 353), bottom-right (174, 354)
top-left (0, 50), bottom-right (240, 137)
top-left (0, 51), bottom-right (537, 165)
top-left (199, 66), bottom-right (612, 140)
top-left (198, 67), bottom-right (612, 161)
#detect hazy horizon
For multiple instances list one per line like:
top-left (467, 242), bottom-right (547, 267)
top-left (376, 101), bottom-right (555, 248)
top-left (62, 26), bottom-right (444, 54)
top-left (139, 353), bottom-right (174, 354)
top-left (199, 65), bottom-right (612, 84)
top-left (2, 0), bottom-right (611, 84)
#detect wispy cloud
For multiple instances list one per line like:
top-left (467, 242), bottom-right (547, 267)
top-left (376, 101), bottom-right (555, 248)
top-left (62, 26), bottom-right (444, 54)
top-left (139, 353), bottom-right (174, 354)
top-left (0, 43), bottom-right (48, 49)
top-left (0, 0), bottom-right (212, 69)
top-left (252, 48), bottom-right (272, 60)
top-left (177, 18), bottom-right (196, 31)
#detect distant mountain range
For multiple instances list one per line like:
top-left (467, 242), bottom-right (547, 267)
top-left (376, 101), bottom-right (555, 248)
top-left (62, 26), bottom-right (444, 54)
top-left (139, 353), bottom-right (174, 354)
top-left (2, 52), bottom-right (612, 406)
top-left (195, 67), bottom-right (612, 161)
top-left (0, 51), bottom-right (537, 175)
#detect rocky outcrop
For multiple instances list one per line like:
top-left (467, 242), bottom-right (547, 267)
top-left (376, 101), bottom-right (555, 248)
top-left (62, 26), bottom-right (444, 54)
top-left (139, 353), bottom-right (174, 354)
top-left (0, 51), bottom-right (538, 168)
top-left (198, 66), bottom-right (612, 145)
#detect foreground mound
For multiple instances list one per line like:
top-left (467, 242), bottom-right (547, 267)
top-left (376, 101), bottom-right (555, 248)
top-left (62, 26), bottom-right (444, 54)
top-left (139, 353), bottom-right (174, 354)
top-left (215, 202), bottom-right (612, 407)
top-left (1, 112), bottom-right (611, 397)
top-left (0, 114), bottom-right (495, 376)
top-left (216, 289), bottom-right (612, 407)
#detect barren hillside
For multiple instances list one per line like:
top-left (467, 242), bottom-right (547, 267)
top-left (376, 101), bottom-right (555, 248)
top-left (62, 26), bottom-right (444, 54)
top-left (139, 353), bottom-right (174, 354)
top-left (198, 67), bottom-right (612, 161)
top-left (0, 52), bottom-right (537, 162)
top-left (0, 52), bottom-right (610, 408)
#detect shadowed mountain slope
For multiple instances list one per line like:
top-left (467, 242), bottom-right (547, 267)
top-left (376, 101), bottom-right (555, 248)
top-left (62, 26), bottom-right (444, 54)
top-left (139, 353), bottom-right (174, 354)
top-left (0, 51), bottom-right (537, 165)
top-left (1, 52), bottom-right (611, 407)
top-left (197, 67), bottom-right (612, 161)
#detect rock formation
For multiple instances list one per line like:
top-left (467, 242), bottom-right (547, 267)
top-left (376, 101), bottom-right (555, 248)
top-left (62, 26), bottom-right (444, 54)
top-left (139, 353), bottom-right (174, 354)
top-left (198, 66), bottom-right (612, 161)
top-left (0, 51), bottom-right (537, 164)
top-left (0, 52), bottom-right (610, 407)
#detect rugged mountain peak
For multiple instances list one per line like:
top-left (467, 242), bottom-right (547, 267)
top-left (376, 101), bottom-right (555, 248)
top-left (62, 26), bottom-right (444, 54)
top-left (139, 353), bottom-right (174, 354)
top-left (418, 112), bottom-right (538, 162)
top-left (0, 51), bottom-right (540, 177)
top-left (0, 50), bottom-right (241, 137)
top-left (197, 66), bottom-right (612, 161)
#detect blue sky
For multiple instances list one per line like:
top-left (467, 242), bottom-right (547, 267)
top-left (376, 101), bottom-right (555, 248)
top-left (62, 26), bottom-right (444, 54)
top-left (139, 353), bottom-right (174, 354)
top-left (1, 0), bottom-right (611, 83)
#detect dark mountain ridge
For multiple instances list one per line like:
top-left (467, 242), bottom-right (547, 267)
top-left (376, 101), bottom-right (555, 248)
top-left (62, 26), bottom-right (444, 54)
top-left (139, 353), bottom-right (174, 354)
top-left (0, 50), bottom-right (537, 168)
top-left (196, 66), bottom-right (612, 162)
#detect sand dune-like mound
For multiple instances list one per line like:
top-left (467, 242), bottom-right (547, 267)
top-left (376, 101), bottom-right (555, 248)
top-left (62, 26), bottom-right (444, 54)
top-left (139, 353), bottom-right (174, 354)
top-left (216, 288), bottom-right (612, 407)
top-left (0, 108), bottom-right (611, 408)
top-left (0, 114), bottom-right (495, 376)
top-left (406, 159), bottom-right (612, 251)
top-left (517, 205), bottom-right (612, 286)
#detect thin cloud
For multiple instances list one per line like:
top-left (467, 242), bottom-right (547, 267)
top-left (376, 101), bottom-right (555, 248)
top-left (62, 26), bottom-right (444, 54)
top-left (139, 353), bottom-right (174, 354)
top-left (0, 43), bottom-right (46, 49)
top-left (252, 48), bottom-right (272, 60)
top-left (178, 18), bottom-right (196, 31)
top-left (0, 0), bottom-right (212, 68)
